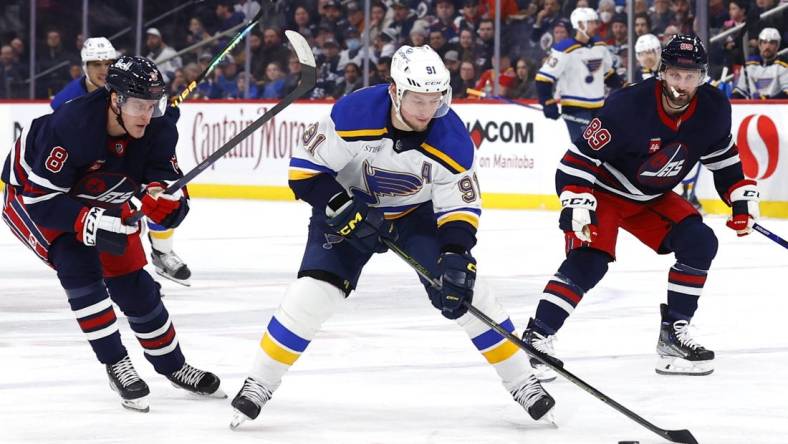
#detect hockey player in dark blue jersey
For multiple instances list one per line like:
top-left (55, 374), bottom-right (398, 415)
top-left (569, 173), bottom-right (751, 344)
top-left (521, 35), bottom-right (760, 381)
top-left (1, 56), bottom-right (224, 412)
top-left (52, 37), bottom-right (194, 286)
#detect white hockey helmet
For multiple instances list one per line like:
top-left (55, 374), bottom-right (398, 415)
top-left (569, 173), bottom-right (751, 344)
top-left (390, 45), bottom-right (452, 123)
top-left (570, 7), bottom-right (599, 36)
top-left (635, 33), bottom-right (661, 54)
top-left (81, 37), bottom-right (118, 63)
top-left (758, 27), bottom-right (781, 43)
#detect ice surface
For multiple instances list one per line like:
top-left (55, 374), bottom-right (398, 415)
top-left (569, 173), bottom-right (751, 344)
top-left (1, 200), bottom-right (787, 443)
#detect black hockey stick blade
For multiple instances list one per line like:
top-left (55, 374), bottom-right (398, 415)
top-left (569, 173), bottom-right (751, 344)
top-left (381, 238), bottom-right (699, 444)
top-left (170, 7), bottom-right (266, 108)
top-left (126, 31), bottom-right (316, 224)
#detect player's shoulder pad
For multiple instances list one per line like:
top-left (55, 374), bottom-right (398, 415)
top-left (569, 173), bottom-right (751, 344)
top-left (746, 54), bottom-right (762, 65)
top-left (48, 88), bottom-right (110, 155)
top-left (592, 36), bottom-right (607, 47)
top-left (553, 37), bottom-right (581, 53)
top-left (697, 82), bottom-right (731, 112)
top-left (330, 84), bottom-right (390, 141)
top-left (420, 109), bottom-right (474, 175)
top-left (775, 58), bottom-right (788, 68)
top-left (597, 77), bottom-right (653, 124)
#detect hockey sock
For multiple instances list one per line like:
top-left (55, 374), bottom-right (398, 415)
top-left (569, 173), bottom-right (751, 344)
top-left (663, 218), bottom-right (718, 320)
top-left (250, 277), bottom-right (344, 389)
top-left (147, 220), bottom-right (174, 254)
top-left (666, 263), bottom-right (707, 321)
top-left (534, 248), bottom-right (609, 335)
top-left (107, 270), bottom-right (184, 374)
top-left (65, 280), bottom-right (127, 365)
top-left (456, 282), bottom-right (533, 391)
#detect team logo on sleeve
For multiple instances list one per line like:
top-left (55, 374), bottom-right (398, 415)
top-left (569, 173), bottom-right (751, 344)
top-left (637, 142), bottom-right (689, 189)
top-left (648, 137), bottom-right (662, 153)
top-left (352, 161), bottom-right (423, 205)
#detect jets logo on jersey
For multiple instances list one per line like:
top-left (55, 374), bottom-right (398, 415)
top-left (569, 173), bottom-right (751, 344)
top-left (584, 59), bottom-right (603, 73)
top-left (352, 161), bottom-right (423, 205)
top-left (71, 172), bottom-right (137, 209)
top-left (637, 142), bottom-right (689, 189)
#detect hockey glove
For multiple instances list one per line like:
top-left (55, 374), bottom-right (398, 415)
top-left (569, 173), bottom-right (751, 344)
top-left (431, 251), bottom-right (476, 320)
top-left (558, 186), bottom-right (598, 243)
top-left (542, 99), bottom-right (560, 120)
top-left (140, 182), bottom-right (189, 229)
top-left (74, 205), bottom-right (139, 255)
top-left (725, 180), bottom-right (760, 236)
top-left (325, 191), bottom-right (397, 254)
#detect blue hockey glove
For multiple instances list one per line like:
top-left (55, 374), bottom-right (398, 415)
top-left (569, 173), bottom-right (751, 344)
top-left (542, 100), bottom-right (560, 120)
top-left (431, 251), bottom-right (476, 319)
top-left (325, 191), bottom-right (397, 254)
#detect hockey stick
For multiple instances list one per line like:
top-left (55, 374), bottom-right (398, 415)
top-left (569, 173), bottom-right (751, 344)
top-left (126, 30), bottom-right (316, 224)
top-left (465, 88), bottom-right (591, 125)
top-left (170, 7), bottom-right (265, 108)
top-left (381, 237), bottom-right (699, 444)
top-left (753, 223), bottom-right (788, 249)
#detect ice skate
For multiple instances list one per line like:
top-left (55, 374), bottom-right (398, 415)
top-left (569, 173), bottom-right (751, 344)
top-left (167, 362), bottom-right (226, 398)
top-left (106, 355), bottom-right (150, 412)
top-left (655, 304), bottom-right (714, 376)
top-left (510, 374), bottom-right (557, 424)
top-left (230, 377), bottom-right (274, 430)
top-left (151, 249), bottom-right (192, 286)
top-left (522, 318), bottom-right (563, 382)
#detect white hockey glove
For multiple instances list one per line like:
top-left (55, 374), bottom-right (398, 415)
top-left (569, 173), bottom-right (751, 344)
top-left (75, 206), bottom-right (140, 255)
top-left (558, 186), bottom-right (598, 243)
top-left (725, 180), bottom-right (760, 236)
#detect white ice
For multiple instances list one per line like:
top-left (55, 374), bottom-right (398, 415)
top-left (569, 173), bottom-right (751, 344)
top-left (1, 200), bottom-right (787, 444)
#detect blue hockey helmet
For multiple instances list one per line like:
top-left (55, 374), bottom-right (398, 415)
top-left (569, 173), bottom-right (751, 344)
top-left (660, 34), bottom-right (708, 74)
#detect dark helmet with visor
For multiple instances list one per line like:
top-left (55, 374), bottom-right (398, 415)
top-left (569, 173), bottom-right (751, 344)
top-left (659, 34), bottom-right (708, 79)
top-left (106, 55), bottom-right (167, 118)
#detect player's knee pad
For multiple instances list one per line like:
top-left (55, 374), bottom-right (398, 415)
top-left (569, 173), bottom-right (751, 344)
top-left (277, 277), bottom-right (345, 336)
top-left (558, 247), bottom-right (610, 292)
top-left (666, 218), bottom-right (718, 270)
top-left (105, 269), bottom-right (161, 316)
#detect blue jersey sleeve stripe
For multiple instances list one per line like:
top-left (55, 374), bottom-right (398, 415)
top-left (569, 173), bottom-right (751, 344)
top-left (471, 318), bottom-right (515, 350)
top-left (289, 158), bottom-right (336, 174)
top-left (434, 207), bottom-right (482, 218)
top-left (536, 71), bottom-right (558, 82)
top-left (268, 316), bottom-right (310, 352)
top-left (559, 95), bottom-right (605, 101)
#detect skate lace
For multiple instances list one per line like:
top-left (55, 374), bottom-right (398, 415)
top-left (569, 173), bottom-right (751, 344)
top-left (673, 320), bottom-right (701, 350)
top-left (171, 363), bottom-right (205, 388)
top-left (511, 375), bottom-right (547, 410)
top-left (528, 330), bottom-right (556, 356)
top-left (111, 356), bottom-right (141, 388)
top-left (159, 252), bottom-right (185, 271)
top-left (240, 378), bottom-right (272, 407)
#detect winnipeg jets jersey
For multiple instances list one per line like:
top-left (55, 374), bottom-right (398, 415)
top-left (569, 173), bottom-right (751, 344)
top-left (733, 55), bottom-right (788, 99)
top-left (555, 77), bottom-right (745, 203)
top-left (288, 84), bottom-right (481, 248)
top-left (535, 37), bottom-right (616, 109)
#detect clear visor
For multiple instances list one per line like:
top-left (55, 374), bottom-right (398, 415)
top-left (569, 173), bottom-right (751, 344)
top-left (118, 95), bottom-right (167, 118)
top-left (399, 88), bottom-right (452, 119)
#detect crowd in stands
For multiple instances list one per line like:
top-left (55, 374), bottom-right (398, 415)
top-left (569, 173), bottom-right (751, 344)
top-left (0, 0), bottom-right (786, 101)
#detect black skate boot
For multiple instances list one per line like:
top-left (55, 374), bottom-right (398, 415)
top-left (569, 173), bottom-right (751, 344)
top-left (522, 318), bottom-right (563, 382)
top-left (230, 377), bottom-right (274, 430)
top-left (510, 374), bottom-right (556, 422)
top-left (106, 355), bottom-right (150, 412)
top-left (167, 362), bottom-right (226, 398)
top-left (151, 248), bottom-right (192, 286)
top-left (656, 304), bottom-right (714, 376)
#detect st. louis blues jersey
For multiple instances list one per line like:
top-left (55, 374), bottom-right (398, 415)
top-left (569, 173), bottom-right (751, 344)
top-left (732, 55), bottom-right (788, 99)
top-left (556, 77), bottom-right (746, 203)
top-left (535, 37), bottom-right (620, 109)
top-left (288, 84), bottom-right (481, 251)
top-left (1, 87), bottom-right (184, 233)
top-left (51, 76), bottom-right (89, 110)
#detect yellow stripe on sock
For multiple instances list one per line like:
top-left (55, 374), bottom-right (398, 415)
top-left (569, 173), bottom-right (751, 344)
top-left (482, 340), bottom-right (520, 364)
top-left (260, 332), bottom-right (300, 365)
top-left (148, 229), bottom-right (174, 240)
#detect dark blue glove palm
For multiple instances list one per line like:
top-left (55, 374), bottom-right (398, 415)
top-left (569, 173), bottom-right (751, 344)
top-left (543, 102), bottom-right (560, 120)
top-left (325, 192), bottom-right (397, 254)
top-left (431, 251), bottom-right (476, 319)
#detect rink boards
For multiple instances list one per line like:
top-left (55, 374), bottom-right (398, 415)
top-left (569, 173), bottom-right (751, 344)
top-left (1, 99), bottom-right (786, 217)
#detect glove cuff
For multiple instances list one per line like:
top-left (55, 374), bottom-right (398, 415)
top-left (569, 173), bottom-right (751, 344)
top-left (559, 187), bottom-right (597, 210)
top-left (725, 179), bottom-right (758, 204)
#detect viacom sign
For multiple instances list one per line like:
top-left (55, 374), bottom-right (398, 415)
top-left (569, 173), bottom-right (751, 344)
top-left (737, 114), bottom-right (780, 180)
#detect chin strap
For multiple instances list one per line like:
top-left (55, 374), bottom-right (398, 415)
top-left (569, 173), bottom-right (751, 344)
top-left (388, 88), bottom-right (415, 131)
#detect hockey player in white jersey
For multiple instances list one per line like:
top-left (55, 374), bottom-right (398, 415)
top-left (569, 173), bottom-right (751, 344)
top-left (634, 33), bottom-right (662, 81)
top-left (732, 27), bottom-right (788, 99)
top-left (229, 45), bottom-right (555, 428)
top-left (535, 7), bottom-right (624, 141)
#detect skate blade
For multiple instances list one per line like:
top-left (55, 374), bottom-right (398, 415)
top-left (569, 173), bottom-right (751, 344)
top-left (230, 409), bottom-right (252, 430)
top-left (155, 268), bottom-right (192, 287)
top-left (542, 410), bottom-right (559, 428)
top-left (655, 356), bottom-right (714, 376)
top-left (171, 383), bottom-right (228, 399)
top-left (121, 396), bottom-right (150, 413)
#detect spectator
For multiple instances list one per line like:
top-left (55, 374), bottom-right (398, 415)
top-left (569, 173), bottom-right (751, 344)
top-left (374, 28), bottom-right (397, 60)
top-left (597, 0), bottom-right (616, 41)
top-left (609, 13), bottom-right (629, 50)
top-left (210, 55), bottom-right (240, 98)
top-left (371, 56), bottom-right (392, 85)
top-left (455, 0), bottom-right (481, 32)
top-left (509, 57), bottom-right (536, 99)
top-left (722, 0), bottom-right (750, 69)
top-left (444, 50), bottom-right (463, 94)
top-left (552, 19), bottom-right (571, 47)
top-left (429, 25), bottom-right (456, 58)
top-left (634, 13), bottom-right (651, 37)
top-left (216, 0), bottom-right (245, 35)
top-left (478, 0), bottom-right (521, 22)
top-left (648, 0), bottom-right (671, 35)
top-left (531, 0), bottom-right (561, 44)
top-left (256, 28), bottom-right (291, 81)
top-left (235, 0), bottom-right (261, 20)
top-left (390, 1), bottom-right (417, 42)
top-left (434, 0), bottom-right (459, 41)
top-left (261, 62), bottom-right (287, 99)
top-left (475, 54), bottom-right (514, 95)
top-left (457, 28), bottom-right (479, 65)
top-left (367, 1), bottom-right (390, 42)
top-left (37, 29), bottom-right (75, 99)
top-left (708, 0), bottom-right (730, 31)
top-left (168, 67), bottom-right (186, 97)
top-left (338, 26), bottom-right (371, 70)
top-left (477, 18), bottom-right (496, 70)
top-left (0, 44), bottom-right (27, 98)
top-left (182, 62), bottom-right (207, 98)
top-left (320, 0), bottom-right (349, 32)
top-left (233, 72), bottom-right (260, 99)
top-left (455, 60), bottom-right (477, 98)
top-left (291, 6), bottom-right (317, 40)
top-left (345, 2), bottom-right (365, 34)
top-left (283, 54), bottom-right (302, 95)
top-left (333, 62), bottom-right (363, 98)
top-left (408, 22), bottom-right (429, 47)
top-left (10, 37), bottom-right (26, 65)
top-left (68, 63), bottom-right (81, 80)
top-left (669, 0), bottom-right (693, 35)
top-left (186, 17), bottom-right (210, 47)
top-left (145, 28), bottom-right (182, 83)
top-left (313, 38), bottom-right (342, 98)
top-left (660, 24), bottom-right (680, 44)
